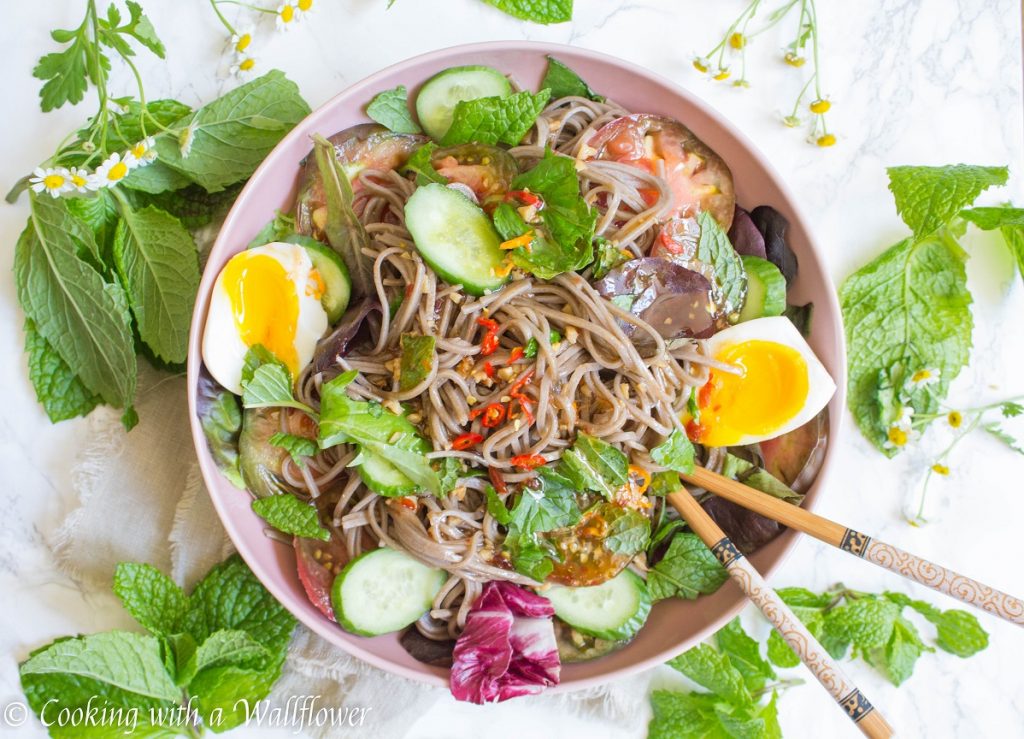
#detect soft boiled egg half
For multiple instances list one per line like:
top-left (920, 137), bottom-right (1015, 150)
top-left (688, 316), bottom-right (835, 447)
top-left (203, 242), bottom-right (329, 394)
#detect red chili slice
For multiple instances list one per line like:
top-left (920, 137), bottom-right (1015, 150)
top-left (510, 454), bottom-right (546, 470)
top-left (452, 433), bottom-right (484, 451)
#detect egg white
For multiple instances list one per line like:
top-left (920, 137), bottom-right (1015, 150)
top-left (202, 242), bottom-right (329, 395)
top-left (701, 316), bottom-right (836, 446)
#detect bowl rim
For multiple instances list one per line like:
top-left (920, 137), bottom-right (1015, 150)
top-left (186, 39), bottom-right (847, 693)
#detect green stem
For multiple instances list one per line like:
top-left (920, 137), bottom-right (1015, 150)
top-left (215, 0), bottom-right (277, 14)
top-left (208, 0), bottom-right (237, 34)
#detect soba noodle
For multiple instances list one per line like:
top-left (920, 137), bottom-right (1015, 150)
top-left (279, 95), bottom-right (728, 640)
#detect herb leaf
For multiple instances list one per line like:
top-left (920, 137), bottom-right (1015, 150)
top-left (984, 422), bottom-right (1024, 455)
top-left (603, 507), bottom-right (651, 556)
top-left (252, 493), bottom-right (329, 541)
top-left (14, 194), bottom-right (137, 409)
top-left (442, 89), bottom-right (551, 147)
top-left (840, 232), bottom-right (973, 454)
top-left (668, 643), bottom-right (751, 708)
top-left (112, 204), bottom-right (199, 364)
top-left (541, 56), bottom-right (604, 101)
top-left (960, 205), bottom-right (1024, 279)
top-left (715, 618), bottom-right (777, 692)
top-left (25, 318), bottom-right (101, 422)
top-left (403, 142), bottom-right (447, 185)
top-left (697, 210), bottom-right (747, 317)
top-left (887, 165), bottom-right (1008, 239)
top-left (558, 432), bottom-right (628, 497)
top-left (33, 36), bottom-right (92, 112)
top-left (156, 70), bottom-right (310, 192)
top-left (242, 361), bottom-right (314, 415)
top-left (366, 85), bottom-right (422, 134)
top-left (650, 429), bottom-right (696, 474)
top-left (112, 562), bottom-right (188, 637)
top-left (648, 532), bottom-right (728, 601)
top-left (268, 432), bottom-right (318, 466)
top-left (399, 333), bottom-right (436, 391)
top-left (482, 0), bottom-right (573, 24)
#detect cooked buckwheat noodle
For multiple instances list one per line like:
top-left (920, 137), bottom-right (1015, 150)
top-left (275, 95), bottom-right (735, 640)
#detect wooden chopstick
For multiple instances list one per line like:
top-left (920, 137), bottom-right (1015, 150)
top-left (666, 486), bottom-right (894, 739)
top-left (683, 466), bottom-right (1024, 627)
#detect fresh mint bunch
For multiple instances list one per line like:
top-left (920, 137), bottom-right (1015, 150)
top-left (20, 556), bottom-right (297, 736)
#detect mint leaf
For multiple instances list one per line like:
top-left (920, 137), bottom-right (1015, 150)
top-left (925, 609), bottom-right (989, 658)
top-left (20, 631), bottom-right (181, 703)
top-left (269, 432), bottom-right (317, 467)
top-left (840, 232), bottom-right (973, 455)
top-left (541, 56), bottom-right (604, 101)
top-left (113, 563), bottom-right (188, 636)
top-left (25, 318), bottom-right (101, 422)
top-left (887, 165), bottom-right (1008, 239)
top-left (648, 532), bottom-right (728, 601)
top-left (558, 432), bottom-right (628, 497)
top-left (960, 206), bottom-right (1024, 279)
top-left (872, 616), bottom-right (930, 686)
top-left (649, 470), bottom-right (684, 498)
top-left (188, 663), bottom-right (279, 732)
top-left (715, 619), bottom-right (776, 692)
top-left (648, 691), bottom-right (729, 739)
top-left (507, 149), bottom-right (598, 278)
top-left (984, 422), bottom-right (1024, 454)
top-left (252, 493), bottom-right (329, 541)
top-left (112, 204), bottom-right (199, 364)
top-left (242, 361), bottom-right (314, 414)
top-left (156, 71), bottom-right (310, 192)
top-left (1000, 226), bottom-right (1024, 278)
top-left (765, 629), bottom-right (800, 668)
top-left (188, 630), bottom-right (270, 679)
top-left (506, 467), bottom-right (582, 538)
top-left (15, 194), bottom-right (137, 409)
top-left (403, 142), bottom-right (447, 185)
top-left (697, 210), bottom-right (747, 318)
top-left (823, 597), bottom-right (900, 653)
top-left (65, 190), bottom-right (120, 263)
top-left (442, 89), bottom-right (551, 147)
top-left (483, 0), bottom-right (573, 23)
top-left (668, 643), bottom-right (751, 707)
top-left (366, 85), bottom-right (421, 134)
top-left (106, 99), bottom-right (192, 152)
top-left (485, 486), bottom-right (513, 525)
top-left (603, 507), bottom-right (651, 556)
top-left (651, 429), bottom-right (696, 474)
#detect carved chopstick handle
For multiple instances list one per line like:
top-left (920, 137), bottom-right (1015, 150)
top-left (709, 537), bottom-right (893, 739)
top-left (840, 530), bottom-right (1024, 626)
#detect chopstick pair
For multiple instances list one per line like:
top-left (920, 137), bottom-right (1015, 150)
top-left (666, 466), bottom-right (1024, 738)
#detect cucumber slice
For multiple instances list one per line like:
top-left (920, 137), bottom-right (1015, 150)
top-left (739, 255), bottom-right (787, 322)
top-left (546, 569), bottom-right (651, 642)
top-left (357, 434), bottom-right (431, 496)
top-left (416, 65), bottom-right (512, 140)
top-left (331, 547), bottom-right (445, 636)
top-left (283, 234), bottom-right (352, 323)
top-left (404, 183), bottom-right (509, 295)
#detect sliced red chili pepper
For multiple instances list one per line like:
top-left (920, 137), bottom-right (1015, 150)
top-left (481, 403), bottom-right (506, 428)
top-left (452, 433), bottom-right (484, 451)
top-left (488, 466), bottom-right (508, 496)
top-left (515, 395), bottom-right (535, 425)
top-left (482, 361), bottom-right (495, 378)
top-left (481, 333), bottom-right (500, 356)
top-left (508, 368), bottom-right (535, 396)
top-left (477, 317), bottom-right (499, 332)
top-left (510, 454), bottom-right (546, 470)
top-left (506, 189), bottom-right (541, 206)
top-left (507, 346), bottom-right (525, 365)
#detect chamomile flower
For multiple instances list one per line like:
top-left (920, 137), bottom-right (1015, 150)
top-left (66, 166), bottom-right (94, 193)
top-left (692, 57), bottom-right (710, 74)
top-left (29, 167), bottom-right (73, 198)
top-left (276, 2), bottom-right (299, 31)
top-left (884, 406), bottom-right (916, 450)
top-left (893, 405), bottom-right (915, 432)
top-left (947, 410), bottom-right (963, 428)
top-left (129, 137), bottom-right (157, 166)
top-left (90, 152), bottom-right (135, 189)
top-left (178, 121), bottom-right (198, 158)
top-left (230, 27), bottom-right (254, 54)
top-left (908, 368), bottom-right (940, 389)
top-left (931, 463), bottom-right (950, 476)
top-left (230, 54), bottom-right (257, 78)
top-left (295, 0), bottom-right (316, 18)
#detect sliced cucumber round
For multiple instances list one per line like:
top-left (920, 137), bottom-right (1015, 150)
top-left (404, 183), bottom-right (509, 295)
top-left (331, 547), bottom-right (445, 636)
top-left (357, 434), bottom-right (431, 496)
top-left (739, 255), bottom-right (787, 322)
top-left (415, 65), bottom-right (512, 141)
top-left (283, 234), bottom-right (352, 323)
top-left (546, 569), bottom-right (651, 642)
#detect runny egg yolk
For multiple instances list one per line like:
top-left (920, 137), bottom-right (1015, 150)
top-left (222, 251), bottom-right (300, 376)
top-left (689, 340), bottom-right (809, 447)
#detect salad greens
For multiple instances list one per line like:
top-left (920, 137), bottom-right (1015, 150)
top-left (21, 557), bottom-right (296, 735)
top-left (403, 142), bottom-right (448, 185)
top-left (650, 430), bottom-right (697, 474)
top-left (558, 432), bottom-right (628, 498)
top-left (366, 85), bottom-right (422, 134)
top-left (647, 532), bottom-right (728, 601)
top-left (268, 432), bottom-right (318, 466)
top-left (442, 89), bottom-right (552, 147)
top-left (697, 210), bottom-right (748, 317)
top-left (399, 333), bottom-right (437, 391)
top-left (252, 492), bottom-right (329, 540)
top-left (482, 0), bottom-right (573, 24)
top-left (540, 55), bottom-right (605, 102)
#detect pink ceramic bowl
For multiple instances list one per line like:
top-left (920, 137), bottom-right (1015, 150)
top-left (187, 41), bottom-right (846, 692)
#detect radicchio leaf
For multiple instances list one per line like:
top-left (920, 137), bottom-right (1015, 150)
top-left (450, 581), bottom-right (560, 703)
top-left (312, 297), bottom-right (381, 375)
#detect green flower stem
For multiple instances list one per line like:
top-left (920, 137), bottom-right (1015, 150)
top-left (208, 0), bottom-right (237, 35)
top-left (216, 0), bottom-right (277, 14)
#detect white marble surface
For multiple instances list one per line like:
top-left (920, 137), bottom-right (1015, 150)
top-left (2, 1), bottom-right (1023, 737)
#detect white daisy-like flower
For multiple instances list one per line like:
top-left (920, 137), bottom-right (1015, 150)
top-left (908, 368), bottom-right (940, 389)
top-left (128, 137), bottom-right (158, 167)
top-left (276, 2), bottom-right (299, 31)
top-left (89, 152), bottom-right (136, 189)
top-left (230, 54), bottom-right (257, 78)
top-left (295, 0), bottom-right (316, 18)
top-left (893, 405), bottom-right (914, 432)
top-left (66, 166), bottom-right (94, 193)
top-left (29, 167), bottom-right (73, 197)
top-left (178, 120), bottom-right (198, 159)
top-left (230, 26), bottom-right (254, 54)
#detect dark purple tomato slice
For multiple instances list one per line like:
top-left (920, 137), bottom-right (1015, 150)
top-left (294, 534), bottom-right (351, 622)
top-left (586, 114), bottom-right (735, 230)
top-left (296, 123), bottom-right (426, 235)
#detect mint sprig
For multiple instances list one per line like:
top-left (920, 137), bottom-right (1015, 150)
top-left (366, 84), bottom-right (422, 134)
top-left (442, 89), bottom-right (551, 147)
top-left (19, 555), bottom-right (297, 735)
top-left (252, 492), bottom-right (329, 541)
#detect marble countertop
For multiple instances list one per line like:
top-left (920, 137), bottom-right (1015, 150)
top-left (2, 1), bottom-right (1023, 737)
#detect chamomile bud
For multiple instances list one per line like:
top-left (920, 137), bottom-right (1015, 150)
top-left (816, 134), bottom-right (837, 147)
top-left (784, 52), bottom-right (806, 67)
top-left (729, 33), bottom-right (746, 49)
top-left (782, 115), bottom-right (802, 128)
top-left (692, 57), bottom-right (710, 74)
top-left (809, 98), bottom-right (832, 114)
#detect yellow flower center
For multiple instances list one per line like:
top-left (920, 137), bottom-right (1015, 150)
top-left (729, 33), bottom-right (746, 49)
top-left (108, 162), bottom-right (128, 181)
top-left (784, 53), bottom-right (805, 67)
top-left (298, 0), bottom-right (312, 10)
top-left (240, 57), bottom-right (255, 71)
top-left (71, 174), bottom-right (87, 187)
top-left (947, 411), bottom-right (962, 428)
top-left (43, 174), bottom-right (66, 190)
top-left (280, 4), bottom-right (294, 21)
top-left (713, 69), bottom-right (731, 81)
top-left (931, 464), bottom-right (950, 476)
top-left (132, 143), bottom-right (147, 158)
top-left (810, 99), bottom-right (831, 114)
top-left (816, 134), bottom-right (837, 147)
top-left (692, 59), bottom-right (708, 73)
top-left (887, 426), bottom-right (908, 447)
top-left (912, 369), bottom-right (932, 382)
top-left (235, 33), bottom-right (252, 52)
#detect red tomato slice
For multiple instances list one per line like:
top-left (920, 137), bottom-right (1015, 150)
top-left (294, 534), bottom-right (350, 622)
